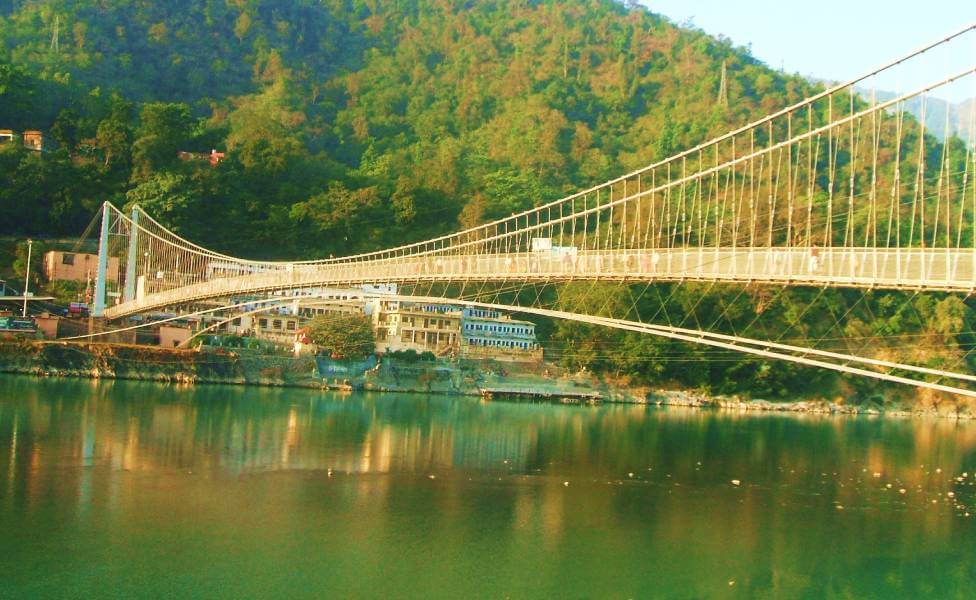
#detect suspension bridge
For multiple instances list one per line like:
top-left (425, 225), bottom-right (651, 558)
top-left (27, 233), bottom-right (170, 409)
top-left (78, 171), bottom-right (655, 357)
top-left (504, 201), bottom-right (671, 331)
top-left (71, 24), bottom-right (976, 396)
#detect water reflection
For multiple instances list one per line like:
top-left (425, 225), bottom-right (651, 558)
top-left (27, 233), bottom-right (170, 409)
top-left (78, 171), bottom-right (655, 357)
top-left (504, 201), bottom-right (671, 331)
top-left (1, 375), bottom-right (975, 597)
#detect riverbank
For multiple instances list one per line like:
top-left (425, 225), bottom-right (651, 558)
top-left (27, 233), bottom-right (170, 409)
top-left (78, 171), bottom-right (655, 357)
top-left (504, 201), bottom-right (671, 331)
top-left (645, 389), bottom-right (976, 420)
top-left (0, 339), bottom-right (599, 398)
top-left (0, 339), bottom-right (321, 387)
top-left (1, 339), bottom-right (973, 419)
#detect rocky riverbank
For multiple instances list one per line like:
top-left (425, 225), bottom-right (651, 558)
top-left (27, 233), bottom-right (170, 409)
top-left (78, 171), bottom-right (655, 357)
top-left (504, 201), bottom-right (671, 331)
top-left (642, 389), bottom-right (976, 420)
top-left (1, 340), bottom-right (973, 419)
top-left (0, 339), bottom-right (322, 388)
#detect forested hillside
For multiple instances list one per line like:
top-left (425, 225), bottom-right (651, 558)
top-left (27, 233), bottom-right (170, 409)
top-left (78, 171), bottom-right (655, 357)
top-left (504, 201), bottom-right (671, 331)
top-left (1, 0), bottom-right (813, 253)
top-left (1, 0), bottom-right (972, 401)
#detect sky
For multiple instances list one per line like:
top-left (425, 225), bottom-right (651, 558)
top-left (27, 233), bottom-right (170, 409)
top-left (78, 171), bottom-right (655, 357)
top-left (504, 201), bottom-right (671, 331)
top-left (641, 1), bottom-right (976, 102)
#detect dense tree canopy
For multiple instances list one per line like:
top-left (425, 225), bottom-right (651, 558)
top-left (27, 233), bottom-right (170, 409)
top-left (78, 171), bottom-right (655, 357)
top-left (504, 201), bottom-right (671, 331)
top-left (2, 0), bottom-right (809, 251)
top-left (306, 313), bottom-right (376, 359)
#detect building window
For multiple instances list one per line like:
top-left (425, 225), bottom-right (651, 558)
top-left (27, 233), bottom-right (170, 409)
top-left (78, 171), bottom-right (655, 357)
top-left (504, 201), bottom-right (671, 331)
top-left (62, 253), bottom-right (75, 266)
top-left (232, 318), bottom-right (241, 326)
top-left (273, 320), bottom-right (282, 330)
top-left (286, 321), bottom-right (296, 331)
top-left (259, 318), bottom-right (268, 329)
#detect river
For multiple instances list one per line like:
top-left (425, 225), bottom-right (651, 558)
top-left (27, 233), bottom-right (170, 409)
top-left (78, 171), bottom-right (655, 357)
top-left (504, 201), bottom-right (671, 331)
top-left (1, 375), bottom-right (974, 598)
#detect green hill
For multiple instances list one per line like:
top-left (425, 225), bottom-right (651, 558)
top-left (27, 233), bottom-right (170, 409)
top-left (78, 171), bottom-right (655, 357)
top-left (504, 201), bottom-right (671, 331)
top-left (0, 0), bottom-right (814, 253)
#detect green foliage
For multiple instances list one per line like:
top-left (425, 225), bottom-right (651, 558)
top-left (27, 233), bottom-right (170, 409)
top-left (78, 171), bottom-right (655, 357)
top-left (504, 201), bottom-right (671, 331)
top-left (305, 313), bottom-right (375, 360)
top-left (50, 109), bottom-right (79, 153)
top-left (204, 334), bottom-right (284, 354)
top-left (385, 349), bottom-right (436, 363)
top-left (125, 172), bottom-right (199, 232)
top-left (0, 62), bottom-right (34, 123)
top-left (131, 102), bottom-right (194, 176)
top-left (12, 239), bottom-right (48, 288)
top-left (48, 280), bottom-right (85, 304)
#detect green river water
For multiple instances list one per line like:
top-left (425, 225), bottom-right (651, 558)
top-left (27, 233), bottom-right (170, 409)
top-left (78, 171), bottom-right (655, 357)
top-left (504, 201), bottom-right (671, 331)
top-left (1, 375), bottom-right (975, 598)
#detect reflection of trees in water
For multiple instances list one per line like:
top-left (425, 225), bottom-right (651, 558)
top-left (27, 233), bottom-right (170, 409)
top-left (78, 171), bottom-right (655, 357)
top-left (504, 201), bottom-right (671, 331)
top-left (4, 379), bottom-right (976, 480)
top-left (3, 377), bottom-right (976, 596)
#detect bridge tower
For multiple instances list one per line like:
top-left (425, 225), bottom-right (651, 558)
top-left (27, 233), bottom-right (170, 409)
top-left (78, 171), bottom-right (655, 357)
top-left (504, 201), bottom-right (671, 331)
top-left (92, 202), bottom-right (111, 318)
top-left (123, 206), bottom-right (140, 303)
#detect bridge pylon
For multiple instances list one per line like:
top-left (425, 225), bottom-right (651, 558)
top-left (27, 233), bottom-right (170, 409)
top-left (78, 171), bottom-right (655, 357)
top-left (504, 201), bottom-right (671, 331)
top-left (92, 202), bottom-right (111, 318)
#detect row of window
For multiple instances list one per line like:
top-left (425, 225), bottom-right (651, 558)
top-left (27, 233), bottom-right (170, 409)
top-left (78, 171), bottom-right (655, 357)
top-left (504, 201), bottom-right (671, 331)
top-left (401, 316), bottom-right (456, 329)
top-left (464, 323), bottom-right (533, 336)
top-left (400, 330), bottom-right (456, 344)
top-left (465, 309), bottom-right (501, 319)
top-left (466, 338), bottom-right (535, 350)
top-left (257, 318), bottom-right (297, 331)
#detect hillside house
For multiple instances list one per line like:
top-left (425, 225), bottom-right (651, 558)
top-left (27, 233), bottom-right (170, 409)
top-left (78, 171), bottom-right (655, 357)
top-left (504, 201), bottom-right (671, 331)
top-left (43, 251), bottom-right (119, 283)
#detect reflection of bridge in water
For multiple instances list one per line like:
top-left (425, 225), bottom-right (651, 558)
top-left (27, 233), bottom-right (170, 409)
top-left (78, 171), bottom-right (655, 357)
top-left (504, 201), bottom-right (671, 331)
top-left (75, 24), bottom-right (976, 396)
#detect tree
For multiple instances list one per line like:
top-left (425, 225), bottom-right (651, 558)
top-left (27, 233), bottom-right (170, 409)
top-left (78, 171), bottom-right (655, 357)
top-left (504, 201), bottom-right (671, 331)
top-left (12, 239), bottom-right (50, 290)
top-left (131, 102), bottom-right (194, 176)
top-left (305, 313), bottom-right (376, 359)
top-left (0, 62), bottom-right (33, 124)
top-left (50, 109), bottom-right (80, 153)
top-left (94, 117), bottom-right (132, 169)
top-left (124, 172), bottom-right (199, 233)
top-left (289, 182), bottom-right (382, 254)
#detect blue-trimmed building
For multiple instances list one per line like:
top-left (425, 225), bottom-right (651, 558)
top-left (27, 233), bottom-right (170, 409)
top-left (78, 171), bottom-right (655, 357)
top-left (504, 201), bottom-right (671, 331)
top-left (460, 309), bottom-right (541, 360)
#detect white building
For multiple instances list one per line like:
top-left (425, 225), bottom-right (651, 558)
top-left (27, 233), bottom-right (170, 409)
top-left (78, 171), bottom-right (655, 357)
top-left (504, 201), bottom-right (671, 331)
top-left (461, 308), bottom-right (539, 354)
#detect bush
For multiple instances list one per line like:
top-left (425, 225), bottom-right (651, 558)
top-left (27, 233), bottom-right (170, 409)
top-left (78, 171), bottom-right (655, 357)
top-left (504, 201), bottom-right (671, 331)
top-left (384, 349), bottom-right (436, 363)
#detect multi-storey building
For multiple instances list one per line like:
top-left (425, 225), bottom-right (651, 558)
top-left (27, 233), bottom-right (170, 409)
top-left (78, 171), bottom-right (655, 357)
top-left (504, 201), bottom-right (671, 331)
top-left (372, 301), bottom-right (462, 355)
top-left (370, 303), bottom-right (542, 361)
top-left (460, 308), bottom-right (542, 361)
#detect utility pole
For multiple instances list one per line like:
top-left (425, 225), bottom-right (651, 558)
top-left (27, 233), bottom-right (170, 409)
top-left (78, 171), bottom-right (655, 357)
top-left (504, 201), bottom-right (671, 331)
top-left (22, 239), bottom-right (32, 318)
top-left (717, 60), bottom-right (729, 108)
top-left (50, 15), bottom-right (60, 55)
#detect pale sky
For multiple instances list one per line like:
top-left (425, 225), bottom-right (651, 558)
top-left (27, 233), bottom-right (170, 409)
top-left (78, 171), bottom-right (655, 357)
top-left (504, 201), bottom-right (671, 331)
top-left (642, 1), bottom-right (976, 102)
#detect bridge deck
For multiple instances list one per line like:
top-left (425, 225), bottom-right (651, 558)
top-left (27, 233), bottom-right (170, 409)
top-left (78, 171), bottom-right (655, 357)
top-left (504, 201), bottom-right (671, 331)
top-left (104, 247), bottom-right (976, 318)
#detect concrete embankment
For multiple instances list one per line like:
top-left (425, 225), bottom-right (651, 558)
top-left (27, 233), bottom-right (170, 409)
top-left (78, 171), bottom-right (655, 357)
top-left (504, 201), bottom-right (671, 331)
top-left (0, 340), bottom-right (320, 388)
